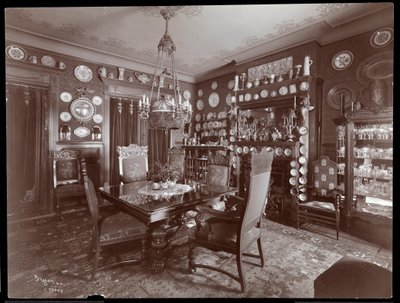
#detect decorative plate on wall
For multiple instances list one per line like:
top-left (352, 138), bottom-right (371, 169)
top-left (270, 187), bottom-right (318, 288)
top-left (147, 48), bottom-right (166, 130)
top-left (60, 92), bottom-right (73, 103)
top-left (74, 65), bottom-right (93, 82)
top-left (197, 89), bottom-right (203, 97)
top-left (92, 96), bottom-right (103, 106)
top-left (332, 51), bottom-right (354, 70)
top-left (73, 126), bottom-right (91, 138)
top-left (183, 90), bottom-right (191, 101)
top-left (59, 112), bottom-right (72, 122)
top-left (370, 28), bottom-right (393, 48)
top-left (41, 55), bottom-right (56, 67)
top-left (226, 93), bottom-right (232, 106)
top-left (211, 81), bottom-right (218, 90)
top-left (195, 113), bottom-right (201, 121)
top-left (70, 97), bottom-right (95, 122)
top-left (208, 92), bottom-right (220, 108)
top-left (228, 80), bottom-right (235, 90)
top-left (196, 99), bottom-right (204, 110)
top-left (326, 83), bottom-right (356, 110)
top-left (93, 114), bottom-right (103, 123)
top-left (6, 45), bottom-right (27, 60)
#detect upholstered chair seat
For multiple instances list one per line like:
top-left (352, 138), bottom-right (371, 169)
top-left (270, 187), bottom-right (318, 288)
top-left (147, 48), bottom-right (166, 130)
top-left (99, 212), bottom-right (146, 242)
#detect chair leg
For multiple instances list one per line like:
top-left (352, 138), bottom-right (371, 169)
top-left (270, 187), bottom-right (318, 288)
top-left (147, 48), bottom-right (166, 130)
top-left (257, 237), bottom-right (264, 268)
top-left (188, 242), bottom-right (196, 273)
top-left (56, 197), bottom-right (64, 220)
top-left (92, 239), bottom-right (100, 278)
top-left (236, 252), bottom-right (246, 293)
top-left (336, 212), bottom-right (340, 240)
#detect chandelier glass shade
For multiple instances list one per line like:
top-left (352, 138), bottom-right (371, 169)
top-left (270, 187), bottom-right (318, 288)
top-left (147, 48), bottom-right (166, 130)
top-left (138, 9), bottom-right (192, 130)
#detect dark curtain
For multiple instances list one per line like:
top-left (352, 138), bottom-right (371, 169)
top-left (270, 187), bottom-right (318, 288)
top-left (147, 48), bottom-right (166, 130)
top-left (109, 98), bottom-right (138, 185)
top-left (6, 84), bottom-right (43, 215)
top-left (148, 128), bottom-right (168, 168)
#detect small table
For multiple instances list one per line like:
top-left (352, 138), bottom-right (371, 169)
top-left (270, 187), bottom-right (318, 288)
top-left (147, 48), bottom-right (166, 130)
top-left (99, 181), bottom-right (237, 272)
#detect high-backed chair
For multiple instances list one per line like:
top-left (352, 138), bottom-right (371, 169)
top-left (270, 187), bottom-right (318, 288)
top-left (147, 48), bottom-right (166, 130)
top-left (204, 151), bottom-right (231, 209)
top-left (292, 156), bottom-right (341, 240)
top-left (82, 159), bottom-right (146, 278)
top-left (116, 144), bottom-right (148, 183)
top-left (188, 148), bottom-right (274, 293)
top-left (168, 146), bottom-right (185, 183)
top-left (52, 149), bottom-right (86, 218)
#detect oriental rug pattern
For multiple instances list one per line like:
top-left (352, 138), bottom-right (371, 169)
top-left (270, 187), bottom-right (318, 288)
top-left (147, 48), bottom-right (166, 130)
top-left (8, 208), bottom-right (391, 298)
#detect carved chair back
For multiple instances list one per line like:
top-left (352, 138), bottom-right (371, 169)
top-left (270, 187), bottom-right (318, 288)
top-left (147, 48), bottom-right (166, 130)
top-left (206, 151), bottom-right (231, 187)
top-left (52, 149), bottom-right (82, 188)
top-left (117, 144), bottom-right (149, 183)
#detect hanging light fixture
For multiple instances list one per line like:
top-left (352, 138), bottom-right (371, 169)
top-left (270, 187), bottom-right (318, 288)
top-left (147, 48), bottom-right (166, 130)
top-left (138, 8), bottom-right (192, 130)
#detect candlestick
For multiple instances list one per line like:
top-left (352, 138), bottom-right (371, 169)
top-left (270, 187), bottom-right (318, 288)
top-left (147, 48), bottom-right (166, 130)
top-left (139, 98), bottom-right (142, 108)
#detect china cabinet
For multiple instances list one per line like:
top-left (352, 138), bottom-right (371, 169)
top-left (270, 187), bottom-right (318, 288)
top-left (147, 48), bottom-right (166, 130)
top-left (344, 108), bottom-right (392, 247)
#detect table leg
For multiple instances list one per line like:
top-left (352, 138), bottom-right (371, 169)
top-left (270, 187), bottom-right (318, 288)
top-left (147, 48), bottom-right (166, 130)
top-left (148, 221), bottom-right (168, 273)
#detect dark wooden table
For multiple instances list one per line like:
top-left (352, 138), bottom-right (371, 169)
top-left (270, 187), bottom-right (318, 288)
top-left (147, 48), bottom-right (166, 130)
top-left (99, 181), bottom-right (238, 272)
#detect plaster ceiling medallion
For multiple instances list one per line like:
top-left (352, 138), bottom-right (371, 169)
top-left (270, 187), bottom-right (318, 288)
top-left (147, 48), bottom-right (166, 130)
top-left (370, 28), bottom-right (393, 48)
top-left (326, 83), bottom-right (356, 110)
top-left (356, 51), bottom-right (393, 85)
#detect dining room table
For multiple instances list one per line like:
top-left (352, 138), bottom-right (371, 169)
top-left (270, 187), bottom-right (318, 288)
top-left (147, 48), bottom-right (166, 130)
top-left (98, 180), bottom-right (238, 273)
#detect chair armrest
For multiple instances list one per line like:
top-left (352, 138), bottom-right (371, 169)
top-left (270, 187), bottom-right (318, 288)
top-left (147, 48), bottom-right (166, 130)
top-left (193, 205), bottom-right (240, 231)
top-left (225, 195), bottom-right (245, 213)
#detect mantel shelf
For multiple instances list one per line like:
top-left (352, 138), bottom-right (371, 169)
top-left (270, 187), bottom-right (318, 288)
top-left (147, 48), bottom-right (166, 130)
top-left (99, 76), bottom-right (174, 95)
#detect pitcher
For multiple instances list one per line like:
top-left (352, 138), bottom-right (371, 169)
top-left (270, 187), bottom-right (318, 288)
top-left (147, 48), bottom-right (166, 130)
top-left (98, 66), bottom-right (107, 78)
top-left (303, 55), bottom-right (313, 76)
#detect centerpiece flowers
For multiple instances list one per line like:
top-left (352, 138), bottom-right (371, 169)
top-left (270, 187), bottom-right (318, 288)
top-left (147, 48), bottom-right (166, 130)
top-left (149, 160), bottom-right (179, 190)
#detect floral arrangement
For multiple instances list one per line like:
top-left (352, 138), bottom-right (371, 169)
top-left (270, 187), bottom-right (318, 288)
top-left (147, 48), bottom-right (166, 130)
top-left (149, 160), bottom-right (179, 185)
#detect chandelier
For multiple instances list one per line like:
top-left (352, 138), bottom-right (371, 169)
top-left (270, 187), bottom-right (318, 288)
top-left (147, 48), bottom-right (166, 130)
top-left (138, 8), bottom-right (192, 130)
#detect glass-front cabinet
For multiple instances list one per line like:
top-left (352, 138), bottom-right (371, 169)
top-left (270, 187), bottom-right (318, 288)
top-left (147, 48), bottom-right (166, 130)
top-left (344, 108), bottom-right (392, 245)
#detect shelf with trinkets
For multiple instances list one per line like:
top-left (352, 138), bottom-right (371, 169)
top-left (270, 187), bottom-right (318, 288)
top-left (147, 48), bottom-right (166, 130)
top-left (181, 144), bottom-right (228, 182)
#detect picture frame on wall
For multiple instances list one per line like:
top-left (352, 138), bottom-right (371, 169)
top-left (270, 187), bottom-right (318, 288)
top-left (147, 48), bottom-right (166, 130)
top-left (169, 128), bottom-right (184, 147)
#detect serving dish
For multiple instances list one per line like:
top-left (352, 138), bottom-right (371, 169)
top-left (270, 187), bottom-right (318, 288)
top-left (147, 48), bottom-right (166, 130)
top-left (70, 97), bottom-right (95, 122)
top-left (74, 126), bottom-right (91, 138)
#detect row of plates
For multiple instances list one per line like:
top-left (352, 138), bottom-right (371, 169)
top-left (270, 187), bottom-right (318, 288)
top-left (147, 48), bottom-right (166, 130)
top-left (60, 112), bottom-right (103, 123)
top-left (237, 82), bottom-right (309, 102)
top-left (60, 92), bottom-right (102, 105)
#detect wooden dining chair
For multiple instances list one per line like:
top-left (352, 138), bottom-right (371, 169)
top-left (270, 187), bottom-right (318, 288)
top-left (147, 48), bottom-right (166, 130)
top-left (116, 144), bottom-right (149, 183)
top-left (291, 156), bottom-right (341, 240)
top-left (188, 148), bottom-right (274, 293)
top-left (82, 159), bottom-right (147, 277)
top-left (168, 146), bottom-right (185, 183)
top-left (52, 149), bottom-right (86, 218)
top-left (204, 151), bottom-right (232, 209)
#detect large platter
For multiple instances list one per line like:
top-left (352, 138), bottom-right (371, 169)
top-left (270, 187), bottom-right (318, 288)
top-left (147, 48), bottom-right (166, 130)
top-left (74, 65), bottom-right (93, 82)
top-left (70, 97), bottom-right (95, 122)
top-left (208, 92), bottom-right (220, 108)
top-left (6, 45), bottom-right (27, 61)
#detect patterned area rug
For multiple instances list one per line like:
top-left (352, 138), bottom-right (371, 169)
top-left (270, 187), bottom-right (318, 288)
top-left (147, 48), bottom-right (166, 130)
top-left (8, 208), bottom-right (392, 298)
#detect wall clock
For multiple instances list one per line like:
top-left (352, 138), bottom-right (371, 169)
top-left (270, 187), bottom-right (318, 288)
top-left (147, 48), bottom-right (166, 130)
top-left (196, 99), bottom-right (204, 111)
top-left (332, 51), bottom-right (354, 70)
top-left (208, 92), bottom-right (220, 108)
